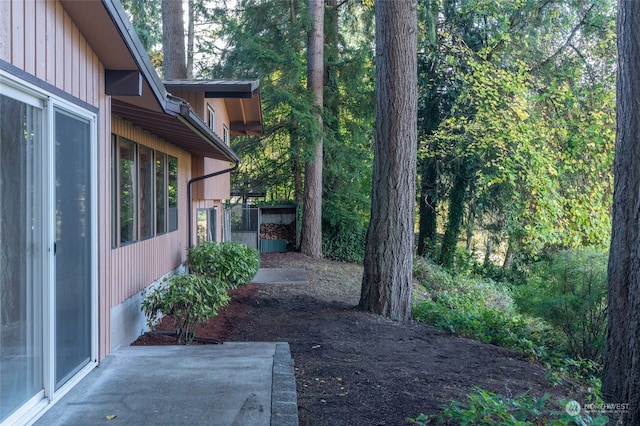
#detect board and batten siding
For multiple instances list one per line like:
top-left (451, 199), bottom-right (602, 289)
top-left (1, 0), bottom-right (114, 359)
top-left (109, 116), bottom-right (192, 329)
top-left (2, 0), bottom-right (197, 358)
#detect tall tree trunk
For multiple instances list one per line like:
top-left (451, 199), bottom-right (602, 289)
top-left (300, 0), bottom-right (324, 258)
top-left (186, 0), bottom-right (194, 78)
top-left (324, 0), bottom-right (339, 137)
top-left (439, 160), bottom-right (467, 268)
top-left (483, 237), bottom-right (493, 265)
top-left (602, 1), bottom-right (640, 422)
top-left (162, 0), bottom-right (187, 79)
top-left (502, 236), bottom-right (515, 269)
top-left (360, 0), bottom-right (417, 321)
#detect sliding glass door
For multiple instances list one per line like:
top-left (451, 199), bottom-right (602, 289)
top-left (0, 77), bottom-right (96, 423)
top-left (0, 92), bottom-right (44, 422)
top-left (54, 108), bottom-right (93, 389)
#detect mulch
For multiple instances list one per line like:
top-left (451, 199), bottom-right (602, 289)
top-left (132, 253), bottom-right (586, 425)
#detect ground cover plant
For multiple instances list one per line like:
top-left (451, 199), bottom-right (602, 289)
top-left (408, 387), bottom-right (608, 426)
top-left (411, 253), bottom-right (607, 424)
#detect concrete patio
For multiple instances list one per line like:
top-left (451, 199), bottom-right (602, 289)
top-left (33, 268), bottom-right (303, 426)
top-left (34, 342), bottom-right (298, 426)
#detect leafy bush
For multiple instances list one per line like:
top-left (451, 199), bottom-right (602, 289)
top-left (408, 387), bottom-right (608, 425)
top-left (142, 241), bottom-right (258, 344)
top-left (141, 274), bottom-right (230, 344)
top-left (322, 223), bottom-right (367, 262)
top-left (412, 258), bottom-right (602, 385)
top-left (413, 257), bottom-right (517, 315)
top-left (187, 241), bottom-right (260, 289)
top-left (513, 247), bottom-right (607, 362)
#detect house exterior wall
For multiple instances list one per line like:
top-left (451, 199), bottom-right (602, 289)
top-left (1, 1), bottom-right (243, 422)
top-left (1, 0), bottom-right (112, 359)
top-left (108, 117), bottom-right (193, 351)
top-left (203, 99), bottom-right (233, 200)
top-left (175, 93), bottom-right (233, 201)
top-left (0, 0), bottom-right (194, 357)
top-left (0, 0), bottom-right (102, 106)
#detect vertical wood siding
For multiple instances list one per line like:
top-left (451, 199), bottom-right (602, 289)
top-left (3, 0), bottom-right (204, 359)
top-left (3, 0), bottom-right (113, 359)
top-left (110, 117), bottom-right (192, 304)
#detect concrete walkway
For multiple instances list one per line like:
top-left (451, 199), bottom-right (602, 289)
top-left (35, 342), bottom-right (298, 426)
top-left (251, 268), bottom-right (309, 285)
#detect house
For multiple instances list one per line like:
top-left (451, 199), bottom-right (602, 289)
top-left (0, 0), bottom-right (262, 424)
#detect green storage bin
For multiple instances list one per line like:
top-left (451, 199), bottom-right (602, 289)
top-left (260, 239), bottom-right (287, 253)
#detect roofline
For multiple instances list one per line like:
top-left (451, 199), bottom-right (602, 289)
top-left (174, 99), bottom-right (241, 162)
top-left (101, 0), bottom-right (169, 111)
top-left (101, 0), bottom-right (239, 161)
top-left (163, 79), bottom-right (260, 98)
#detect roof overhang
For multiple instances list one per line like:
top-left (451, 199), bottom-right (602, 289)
top-left (164, 79), bottom-right (264, 136)
top-left (59, 0), bottom-right (239, 162)
top-left (111, 98), bottom-right (240, 162)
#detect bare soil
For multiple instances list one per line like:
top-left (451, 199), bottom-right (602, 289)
top-left (132, 252), bottom-right (584, 425)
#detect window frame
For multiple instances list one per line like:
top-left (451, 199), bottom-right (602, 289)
top-left (139, 145), bottom-right (155, 240)
top-left (118, 137), bottom-right (138, 245)
top-left (110, 135), bottom-right (178, 248)
top-left (207, 104), bottom-right (215, 132)
top-left (223, 125), bottom-right (229, 146)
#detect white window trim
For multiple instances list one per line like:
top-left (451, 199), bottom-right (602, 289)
top-left (207, 104), bottom-right (215, 132)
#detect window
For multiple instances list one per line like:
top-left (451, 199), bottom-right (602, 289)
top-left (111, 135), bottom-right (117, 247)
top-left (119, 138), bottom-right (137, 244)
top-left (139, 146), bottom-right (154, 239)
top-left (0, 72), bottom-right (97, 424)
top-left (168, 156), bottom-right (178, 232)
top-left (111, 136), bottom-right (178, 247)
top-left (197, 207), bottom-right (218, 244)
top-left (223, 125), bottom-right (229, 146)
top-left (208, 105), bottom-right (215, 132)
top-left (156, 153), bottom-right (167, 235)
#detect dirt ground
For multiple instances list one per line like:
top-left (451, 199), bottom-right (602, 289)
top-left (133, 252), bottom-right (585, 425)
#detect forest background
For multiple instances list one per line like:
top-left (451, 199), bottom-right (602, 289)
top-left (123, 0), bottom-right (616, 268)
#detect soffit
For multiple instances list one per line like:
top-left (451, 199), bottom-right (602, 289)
top-left (60, 0), bottom-right (163, 112)
top-left (112, 99), bottom-right (238, 162)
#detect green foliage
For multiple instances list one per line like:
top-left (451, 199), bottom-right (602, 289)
top-left (412, 257), bottom-right (602, 385)
top-left (322, 222), bottom-right (366, 263)
top-left (413, 257), bottom-right (517, 315)
top-left (187, 241), bottom-right (260, 289)
top-left (142, 241), bottom-right (258, 344)
top-left (513, 248), bottom-right (608, 363)
top-left (408, 387), bottom-right (608, 425)
top-left (416, 0), bottom-right (615, 265)
top-left (141, 274), bottom-right (230, 344)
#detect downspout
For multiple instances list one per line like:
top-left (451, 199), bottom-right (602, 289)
top-left (187, 160), bottom-right (240, 248)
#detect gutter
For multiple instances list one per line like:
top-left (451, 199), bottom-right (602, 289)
top-left (187, 160), bottom-right (240, 248)
top-left (177, 102), bottom-right (240, 162)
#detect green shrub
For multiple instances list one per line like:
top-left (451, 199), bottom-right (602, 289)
top-left (322, 223), bottom-right (366, 262)
top-left (412, 256), bottom-right (604, 386)
top-left (513, 247), bottom-right (607, 363)
top-left (187, 241), bottom-right (260, 289)
top-left (413, 257), bottom-right (517, 315)
top-left (141, 273), bottom-right (230, 344)
top-left (408, 387), bottom-right (608, 425)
